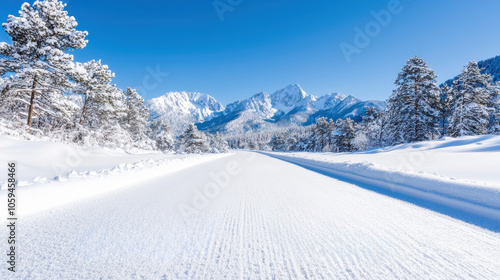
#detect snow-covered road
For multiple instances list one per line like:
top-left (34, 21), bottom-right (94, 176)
top-left (5, 152), bottom-right (500, 279)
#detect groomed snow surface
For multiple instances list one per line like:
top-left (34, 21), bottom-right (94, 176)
top-left (0, 135), bottom-right (499, 279)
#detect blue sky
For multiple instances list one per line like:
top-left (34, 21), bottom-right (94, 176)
top-left (1, 0), bottom-right (500, 105)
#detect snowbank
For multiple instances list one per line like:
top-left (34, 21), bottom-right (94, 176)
top-left (265, 135), bottom-right (500, 221)
top-left (0, 135), bottom-right (177, 187)
top-left (0, 136), bottom-right (231, 217)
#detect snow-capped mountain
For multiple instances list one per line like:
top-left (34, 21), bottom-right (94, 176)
top-left (197, 92), bottom-right (277, 134)
top-left (146, 91), bottom-right (224, 134)
top-left (196, 84), bottom-right (385, 134)
top-left (270, 84), bottom-right (310, 114)
top-left (308, 96), bottom-right (386, 124)
top-left (314, 92), bottom-right (347, 110)
top-left (147, 84), bottom-right (386, 135)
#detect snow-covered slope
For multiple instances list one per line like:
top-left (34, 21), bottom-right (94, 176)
top-left (0, 135), bottom-right (176, 187)
top-left (0, 135), bottom-right (229, 215)
top-left (314, 92), bottom-right (346, 110)
top-left (270, 134), bottom-right (500, 186)
top-left (146, 91), bottom-right (224, 134)
top-left (267, 134), bottom-right (500, 223)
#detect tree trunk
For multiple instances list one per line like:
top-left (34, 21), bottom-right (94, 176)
top-left (27, 73), bottom-right (38, 129)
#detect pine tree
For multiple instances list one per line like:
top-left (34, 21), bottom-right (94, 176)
top-left (286, 135), bottom-right (298, 151)
top-left (248, 141), bottom-right (259, 150)
top-left (73, 60), bottom-right (116, 127)
top-left (152, 118), bottom-right (174, 151)
top-left (123, 87), bottom-right (150, 142)
top-left (488, 82), bottom-right (500, 134)
top-left (386, 56), bottom-right (441, 145)
top-left (210, 132), bottom-right (229, 153)
top-left (438, 84), bottom-right (453, 136)
top-left (0, 0), bottom-right (88, 129)
top-left (448, 61), bottom-right (493, 137)
top-left (177, 124), bottom-right (209, 154)
top-left (313, 117), bottom-right (335, 152)
top-left (333, 118), bottom-right (355, 152)
top-left (270, 133), bottom-right (287, 151)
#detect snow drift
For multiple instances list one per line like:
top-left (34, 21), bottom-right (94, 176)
top-left (265, 134), bottom-right (500, 221)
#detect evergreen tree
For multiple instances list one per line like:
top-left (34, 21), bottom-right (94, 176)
top-left (150, 117), bottom-right (174, 151)
top-left (270, 133), bottom-right (287, 151)
top-left (333, 118), bottom-right (355, 152)
top-left (438, 84), bottom-right (453, 136)
top-left (386, 56), bottom-right (441, 145)
top-left (123, 87), bottom-right (149, 142)
top-left (177, 124), bottom-right (209, 154)
top-left (210, 132), bottom-right (229, 153)
top-left (286, 135), bottom-right (298, 151)
top-left (73, 60), bottom-right (117, 127)
top-left (0, 0), bottom-right (87, 129)
top-left (448, 61), bottom-right (493, 137)
top-left (488, 82), bottom-right (500, 134)
top-left (248, 141), bottom-right (259, 150)
top-left (313, 117), bottom-right (335, 152)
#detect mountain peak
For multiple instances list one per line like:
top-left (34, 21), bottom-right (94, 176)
top-left (146, 91), bottom-right (224, 135)
top-left (271, 84), bottom-right (309, 113)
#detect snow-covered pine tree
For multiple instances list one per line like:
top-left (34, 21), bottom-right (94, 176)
top-left (448, 61), bottom-right (493, 137)
top-left (286, 135), bottom-right (298, 151)
top-left (210, 132), bottom-right (229, 153)
top-left (150, 118), bottom-right (174, 151)
top-left (312, 117), bottom-right (335, 152)
top-left (333, 118), bottom-right (355, 152)
top-left (386, 56), bottom-right (441, 145)
top-left (488, 82), bottom-right (500, 134)
top-left (355, 106), bottom-right (380, 149)
top-left (73, 60), bottom-right (116, 126)
top-left (177, 123), bottom-right (209, 154)
top-left (438, 84), bottom-right (453, 136)
top-left (269, 133), bottom-right (287, 151)
top-left (248, 141), bottom-right (259, 150)
top-left (0, 0), bottom-right (88, 130)
top-left (123, 87), bottom-right (150, 143)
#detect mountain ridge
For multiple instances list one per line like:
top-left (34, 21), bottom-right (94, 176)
top-left (147, 84), bottom-right (386, 135)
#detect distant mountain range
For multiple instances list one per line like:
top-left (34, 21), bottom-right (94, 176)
top-left (147, 55), bottom-right (500, 136)
top-left (147, 84), bottom-right (385, 135)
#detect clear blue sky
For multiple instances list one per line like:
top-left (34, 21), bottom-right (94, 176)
top-left (1, 0), bottom-right (500, 105)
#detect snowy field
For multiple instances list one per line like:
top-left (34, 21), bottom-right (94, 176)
top-left (0, 136), bottom-right (499, 279)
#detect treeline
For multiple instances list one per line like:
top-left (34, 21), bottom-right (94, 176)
top-left (234, 56), bottom-right (500, 152)
top-left (0, 0), bottom-right (227, 154)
